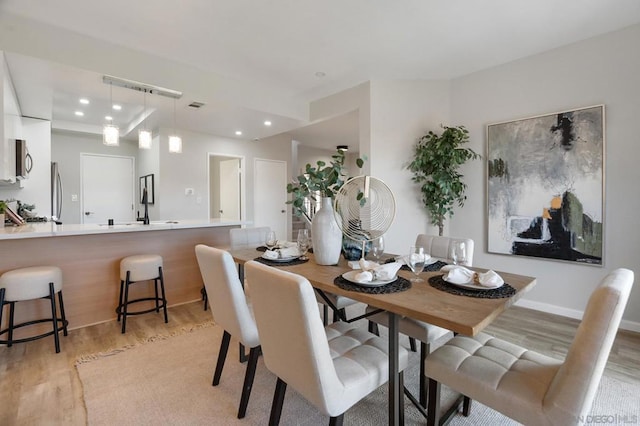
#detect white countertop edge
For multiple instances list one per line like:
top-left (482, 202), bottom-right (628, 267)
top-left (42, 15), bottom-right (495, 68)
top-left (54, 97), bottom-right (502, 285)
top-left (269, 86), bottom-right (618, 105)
top-left (0, 219), bottom-right (248, 240)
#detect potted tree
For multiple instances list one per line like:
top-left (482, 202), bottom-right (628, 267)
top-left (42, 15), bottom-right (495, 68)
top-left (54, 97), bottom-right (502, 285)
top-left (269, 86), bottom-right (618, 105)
top-left (408, 125), bottom-right (480, 236)
top-left (0, 200), bottom-right (7, 226)
top-left (287, 149), bottom-right (364, 265)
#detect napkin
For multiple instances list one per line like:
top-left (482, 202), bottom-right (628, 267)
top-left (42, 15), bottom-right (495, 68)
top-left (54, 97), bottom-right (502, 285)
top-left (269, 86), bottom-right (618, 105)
top-left (262, 250), bottom-right (280, 260)
top-left (353, 262), bottom-right (402, 283)
top-left (440, 265), bottom-right (504, 288)
top-left (279, 246), bottom-right (300, 257)
top-left (347, 259), bottom-right (380, 270)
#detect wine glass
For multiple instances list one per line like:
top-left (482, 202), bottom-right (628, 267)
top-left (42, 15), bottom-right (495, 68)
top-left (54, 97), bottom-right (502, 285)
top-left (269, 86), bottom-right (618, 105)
top-left (265, 231), bottom-right (277, 250)
top-left (370, 236), bottom-right (385, 263)
top-left (297, 229), bottom-right (310, 260)
top-left (407, 246), bottom-right (426, 282)
top-left (451, 241), bottom-right (467, 265)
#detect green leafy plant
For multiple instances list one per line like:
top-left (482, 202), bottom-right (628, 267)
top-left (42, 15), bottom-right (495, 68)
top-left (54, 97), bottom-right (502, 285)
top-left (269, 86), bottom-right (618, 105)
top-left (408, 125), bottom-right (480, 236)
top-left (287, 149), bottom-right (365, 222)
top-left (0, 200), bottom-right (6, 214)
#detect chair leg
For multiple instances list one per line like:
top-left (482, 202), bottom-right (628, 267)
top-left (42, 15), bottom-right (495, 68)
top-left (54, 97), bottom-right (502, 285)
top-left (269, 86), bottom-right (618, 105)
top-left (237, 346), bottom-right (260, 419)
top-left (49, 282), bottom-right (61, 353)
top-left (8, 301), bottom-right (15, 347)
top-left (0, 288), bottom-right (4, 340)
top-left (58, 291), bottom-right (68, 336)
top-left (420, 342), bottom-right (430, 407)
top-left (323, 305), bottom-right (329, 326)
top-left (158, 267), bottom-right (168, 323)
top-left (117, 280), bottom-right (125, 322)
top-left (399, 371), bottom-right (405, 426)
top-left (427, 378), bottom-right (441, 426)
top-left (154, 278), bottom-right (160, 312)
top-left (462, 395), bottom-right (472, 416)
top-left (213, 330), bottom-right (231, 386)
top-left (269, 378), bottom-right (287, 426)
top-left (121, 272), bottom-right (131, 334)
top-left (329, 414), bottom-right (344, 426)
top-left (368, 321), bottom-right (380, 336)
top-left (409, 337), bottom-right (417, 352)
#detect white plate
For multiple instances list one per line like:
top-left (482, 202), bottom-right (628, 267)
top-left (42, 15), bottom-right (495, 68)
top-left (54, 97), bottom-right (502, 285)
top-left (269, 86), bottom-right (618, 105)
top-left (443, 275), bottom-right (503, 290)
top-left (342, 270), bottom-right (397, 287)
top-left (261, 253), bottom-right (299, 263)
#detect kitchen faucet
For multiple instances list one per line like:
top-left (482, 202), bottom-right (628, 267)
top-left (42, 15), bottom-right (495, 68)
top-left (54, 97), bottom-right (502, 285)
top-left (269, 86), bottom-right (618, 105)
top-left (142, 187), bottom-right (150, 225)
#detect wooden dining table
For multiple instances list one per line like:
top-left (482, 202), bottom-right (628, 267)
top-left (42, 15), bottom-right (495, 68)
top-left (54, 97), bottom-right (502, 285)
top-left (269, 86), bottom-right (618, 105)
top-left (226, 246), bottom-right (537, 426)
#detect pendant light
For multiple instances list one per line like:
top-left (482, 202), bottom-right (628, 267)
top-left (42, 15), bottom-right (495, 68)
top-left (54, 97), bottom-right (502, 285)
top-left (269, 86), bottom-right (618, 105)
top-left (103, 82), bottom-right (119, 146)
top-left (138, 90), bottom-right (152, 149)
top-left (168, 98), bottom-right (182, 153)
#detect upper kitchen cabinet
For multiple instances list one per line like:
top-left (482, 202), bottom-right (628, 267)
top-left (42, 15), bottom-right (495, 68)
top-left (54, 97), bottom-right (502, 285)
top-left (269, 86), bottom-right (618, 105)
top-left (1, 50), bottom-right (23, 183)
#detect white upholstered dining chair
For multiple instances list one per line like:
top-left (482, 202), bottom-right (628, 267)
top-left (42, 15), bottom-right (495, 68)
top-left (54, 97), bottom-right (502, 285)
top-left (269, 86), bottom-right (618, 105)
top-left (365, 234), bottom-right (474, 409)
top-left (425, 268), bottom-right (634, 426)
top-left (194, 244), bottom-right (261, 419)
top-left (245, 260), bottom-right (409, 426)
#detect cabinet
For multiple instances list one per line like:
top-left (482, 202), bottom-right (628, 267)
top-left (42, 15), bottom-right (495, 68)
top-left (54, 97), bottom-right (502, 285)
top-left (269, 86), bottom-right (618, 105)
top-left (1, 50), bottom-right (22, 183)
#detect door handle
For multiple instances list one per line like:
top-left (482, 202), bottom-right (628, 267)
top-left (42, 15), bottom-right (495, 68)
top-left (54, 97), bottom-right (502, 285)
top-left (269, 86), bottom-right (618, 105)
top-left (219, 210), bottom-right (223, 213)
top-left (84, 211), bottom-right (95, 216)
top-left (281, 210), bottom-right (286, 213)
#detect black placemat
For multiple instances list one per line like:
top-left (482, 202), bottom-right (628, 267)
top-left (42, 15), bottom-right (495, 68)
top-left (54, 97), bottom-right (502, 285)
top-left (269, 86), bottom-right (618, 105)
top-left (333, 275), bottom-right (411, 294)
top-left (428, 274), bottom-right (516, 299)
top-left (385, 258), bottom-right (448, 272)
top-left (253, 256), bottom-right (309, 266)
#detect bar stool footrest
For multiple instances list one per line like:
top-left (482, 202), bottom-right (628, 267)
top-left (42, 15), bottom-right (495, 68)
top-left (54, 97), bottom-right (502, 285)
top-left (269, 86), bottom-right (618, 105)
top-left (115, 297), bottom-right (167, 316)
top-left (0, 318), bottom-right (69, 345)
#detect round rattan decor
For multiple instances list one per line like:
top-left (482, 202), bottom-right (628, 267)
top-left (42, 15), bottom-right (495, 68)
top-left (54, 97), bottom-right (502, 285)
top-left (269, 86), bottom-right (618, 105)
top-left (333, 175), bottom-right (396, 252)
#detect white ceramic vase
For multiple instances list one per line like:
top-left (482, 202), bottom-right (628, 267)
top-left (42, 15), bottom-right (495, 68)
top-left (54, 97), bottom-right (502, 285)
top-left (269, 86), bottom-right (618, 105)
top-left (311, 197), bottom-right (343, 265)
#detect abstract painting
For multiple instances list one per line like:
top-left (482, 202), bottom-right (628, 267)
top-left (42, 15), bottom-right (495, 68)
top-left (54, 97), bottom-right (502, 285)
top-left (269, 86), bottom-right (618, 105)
top-left (487, 105), bottom-right (604, 265)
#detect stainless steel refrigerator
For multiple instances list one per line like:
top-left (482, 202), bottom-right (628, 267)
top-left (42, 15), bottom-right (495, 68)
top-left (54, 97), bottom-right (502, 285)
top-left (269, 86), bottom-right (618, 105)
top-left (51, 162), bottom-right (63, 223)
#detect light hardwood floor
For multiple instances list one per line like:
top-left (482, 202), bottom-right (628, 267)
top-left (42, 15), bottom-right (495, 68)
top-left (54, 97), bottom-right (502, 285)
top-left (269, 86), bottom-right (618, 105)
top-left (1, 301), bottom-right (638, 425)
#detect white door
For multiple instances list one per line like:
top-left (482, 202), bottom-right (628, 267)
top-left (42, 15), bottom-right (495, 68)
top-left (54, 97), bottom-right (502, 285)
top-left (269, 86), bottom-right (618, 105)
top-left (81, 154), bottom-right (135, 224)
top-left (254, 159), bottom-right (287, 240)
top-left (219, 158), bottom-right (241, 220)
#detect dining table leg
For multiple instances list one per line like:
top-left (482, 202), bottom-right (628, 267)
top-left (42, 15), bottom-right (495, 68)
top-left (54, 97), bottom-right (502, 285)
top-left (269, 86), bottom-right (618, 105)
top-left (388, 311), bottom-right (401, 426)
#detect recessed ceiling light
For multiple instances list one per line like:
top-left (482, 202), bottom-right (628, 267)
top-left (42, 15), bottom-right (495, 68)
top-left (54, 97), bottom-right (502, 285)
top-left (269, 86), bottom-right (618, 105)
top-left (79, 98), bottom-right (90, 105)
top-left (112, 104), bottom-right (122, 111)
top-left (74, 111), bottom-right (84, 117)
top-left (235, 131), bottom-right (243, 136)
top-left (105, 115), bottom-right (113, 121)
top-left (315, 71), bottom-right (326, 78)
top-left (264, 120), bottom-right (272, 126)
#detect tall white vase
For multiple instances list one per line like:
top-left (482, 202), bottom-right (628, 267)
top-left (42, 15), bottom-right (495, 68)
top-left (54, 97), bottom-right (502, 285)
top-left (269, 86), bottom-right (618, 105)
top-left (311, 197), bottom-right (342, 265)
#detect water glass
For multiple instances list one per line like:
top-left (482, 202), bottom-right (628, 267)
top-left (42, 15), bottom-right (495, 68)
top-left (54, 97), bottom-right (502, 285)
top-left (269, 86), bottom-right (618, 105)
top-left (451, 241), bottom-right (467, 265)
top-left (265, 231), bottom-right (277, 250)
top-left (407, 246), bottom-right (426, 282)
top-left (370, 236), bottom-right (385, 263)
top-left (297, 229), bottom-right (310, 260)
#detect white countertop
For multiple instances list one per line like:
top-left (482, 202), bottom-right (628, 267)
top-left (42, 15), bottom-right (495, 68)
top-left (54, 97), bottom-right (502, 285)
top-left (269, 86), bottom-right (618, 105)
top-left (0, 219), bottom-right (247, 240)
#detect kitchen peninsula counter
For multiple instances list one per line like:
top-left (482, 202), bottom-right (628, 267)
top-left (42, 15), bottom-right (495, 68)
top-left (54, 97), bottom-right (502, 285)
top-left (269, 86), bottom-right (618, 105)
top-left (0, 219), bottom-right (244, 332)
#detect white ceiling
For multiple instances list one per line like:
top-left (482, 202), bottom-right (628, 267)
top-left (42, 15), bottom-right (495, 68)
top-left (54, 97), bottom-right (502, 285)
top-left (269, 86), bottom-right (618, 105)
top-left (2, 0), bottom-right (640, 150)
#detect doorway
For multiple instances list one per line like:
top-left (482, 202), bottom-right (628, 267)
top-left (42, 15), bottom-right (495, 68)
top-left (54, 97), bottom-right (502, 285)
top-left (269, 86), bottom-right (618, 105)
top-left (254, 158), bottom-right (287, 239)
top-left (209, 154), bottom-right (244, 221)
top-left (80, 153), bottom-right (135, 224)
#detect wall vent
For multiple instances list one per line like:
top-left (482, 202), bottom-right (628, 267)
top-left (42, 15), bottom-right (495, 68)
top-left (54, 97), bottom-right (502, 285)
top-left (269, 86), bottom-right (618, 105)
top-left (188, 101), bottom-right (205, 109)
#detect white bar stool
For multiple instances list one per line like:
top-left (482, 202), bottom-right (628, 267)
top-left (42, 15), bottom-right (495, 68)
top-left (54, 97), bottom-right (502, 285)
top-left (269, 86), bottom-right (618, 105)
top-left (0, 266), bottom-right (68, 353)
top-left (116, 254), bottom-right (168, 334)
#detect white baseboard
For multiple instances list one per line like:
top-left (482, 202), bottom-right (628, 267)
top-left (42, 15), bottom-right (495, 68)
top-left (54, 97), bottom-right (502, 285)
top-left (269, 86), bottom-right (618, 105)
top-left (515, 298), bottom-right (640, 334)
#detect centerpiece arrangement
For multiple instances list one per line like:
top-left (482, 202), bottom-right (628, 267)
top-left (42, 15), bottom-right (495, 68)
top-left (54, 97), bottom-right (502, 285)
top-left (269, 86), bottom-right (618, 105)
top-left (287, 149), bottom-right (364, 265)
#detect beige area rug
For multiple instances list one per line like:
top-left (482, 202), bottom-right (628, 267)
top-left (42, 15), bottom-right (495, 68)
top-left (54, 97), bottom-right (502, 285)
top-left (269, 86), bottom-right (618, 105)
top-left (76, 323), bottom-right (640, 426)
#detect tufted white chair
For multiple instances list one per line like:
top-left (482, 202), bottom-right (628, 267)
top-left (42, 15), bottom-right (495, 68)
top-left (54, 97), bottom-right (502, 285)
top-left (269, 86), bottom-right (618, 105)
top-left (195, 245), bottom-right (261, 419)
top-left (414, 234), bottom-right (474, 266)
top-left (425, 268), bottom-right (634, 426)
top-left (365, 234), bottom-right (474, 409)
top-left (245, 260), bottom-right (409, 426)
top-left (229, 226), bottom-right (272, 248)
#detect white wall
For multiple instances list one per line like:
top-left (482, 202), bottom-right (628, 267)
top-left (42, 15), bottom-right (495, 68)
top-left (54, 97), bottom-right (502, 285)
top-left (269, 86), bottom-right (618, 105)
top-left (368, 80), bottom-right (451, 255)
top-left (156, 127), bottom-right (291, 224)
top-left (51, 131), bottom-right (138, 224)
top-left (449, 24), bottom-right (640, 326)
